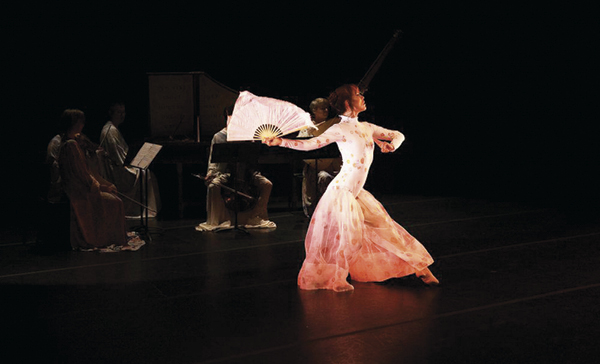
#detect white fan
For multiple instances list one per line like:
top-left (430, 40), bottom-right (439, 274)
top-left (227, 91), bottom-right (316, 141)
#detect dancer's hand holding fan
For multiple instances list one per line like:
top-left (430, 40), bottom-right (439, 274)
top-left (226, 91), bottom-right (316, 141)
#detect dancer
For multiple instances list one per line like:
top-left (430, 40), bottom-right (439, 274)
top-left (263, 84), bottom-right (438, 291)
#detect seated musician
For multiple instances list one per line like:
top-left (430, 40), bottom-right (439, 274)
top-left (196, 106), bottom-right (276, 231)
top-left (298, 98), bottom-right (342, 217)
top-left (43, 111), bottom-right (106, 251)
top-left (47, 114), bottom-right (107, 204)
top-left (99, 102), bottom-right (161, 218)
top-left (56, 109), bottom-right (145, 251)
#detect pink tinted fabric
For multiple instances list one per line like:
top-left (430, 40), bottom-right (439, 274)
top-left (281, 116), bottom-right (434, 292)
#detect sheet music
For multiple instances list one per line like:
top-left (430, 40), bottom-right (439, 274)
top-left (130, 142), bottom-right (162, 169)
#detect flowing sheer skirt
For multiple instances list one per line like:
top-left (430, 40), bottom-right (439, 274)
top-left (298, 187), bottom-right (434, 292)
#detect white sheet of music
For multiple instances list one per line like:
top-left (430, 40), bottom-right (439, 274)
top-left (130, 142), bottom-right (162, 170)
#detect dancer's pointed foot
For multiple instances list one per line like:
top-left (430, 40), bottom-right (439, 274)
top-left (417, 268), bottom-right (439, 286)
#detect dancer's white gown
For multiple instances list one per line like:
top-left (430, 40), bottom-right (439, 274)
top-left (279, 116), bottom-right (434, 292)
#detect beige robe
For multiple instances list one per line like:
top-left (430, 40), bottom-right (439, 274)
top-left (196, 128), bottom-right (275, 231)
top-left (100, 121), bottom-right (161, 217)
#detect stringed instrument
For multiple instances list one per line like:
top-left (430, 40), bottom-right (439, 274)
top-left (219, 172), bottom-right (259, 213)
top-left (192, 173), bottom-right (259, 213)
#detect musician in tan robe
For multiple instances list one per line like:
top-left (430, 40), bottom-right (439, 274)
top-left (196, 109), bottom-right (276, 231)
top-left (57, 109), bottom-right (128, 250)
top-left (298, 98), bottom-right (342, 217)
top-left (99, 102), bottom-right (161, 217)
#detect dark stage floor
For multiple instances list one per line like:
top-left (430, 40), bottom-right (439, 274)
top-left (2, 194), bottom-right (600, 363)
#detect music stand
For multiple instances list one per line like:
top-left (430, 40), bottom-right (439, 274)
top-left (210, 141), bottom-right (261, 234)
top-left (129, 142), bottom-right (162, 240)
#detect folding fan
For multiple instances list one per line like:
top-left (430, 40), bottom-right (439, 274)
top-left (227, 91), bottom-right (316, 141)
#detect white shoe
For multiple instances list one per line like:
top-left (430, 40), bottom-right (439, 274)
top-left (195, 221), bottom-right (232, 232)
top-left (244, 217), bottom-right (276, 229)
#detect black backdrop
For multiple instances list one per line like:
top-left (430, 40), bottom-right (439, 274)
top-left (4, 2), bottom-right (598, 226)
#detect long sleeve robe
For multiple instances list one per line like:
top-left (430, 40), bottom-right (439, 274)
top-left (279, 116), bottom-right (434, 292)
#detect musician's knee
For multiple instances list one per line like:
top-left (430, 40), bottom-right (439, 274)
top-left (262, 180), bottom-right (273, 195)
top-left (253, 174), bottom-right (272, 188)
